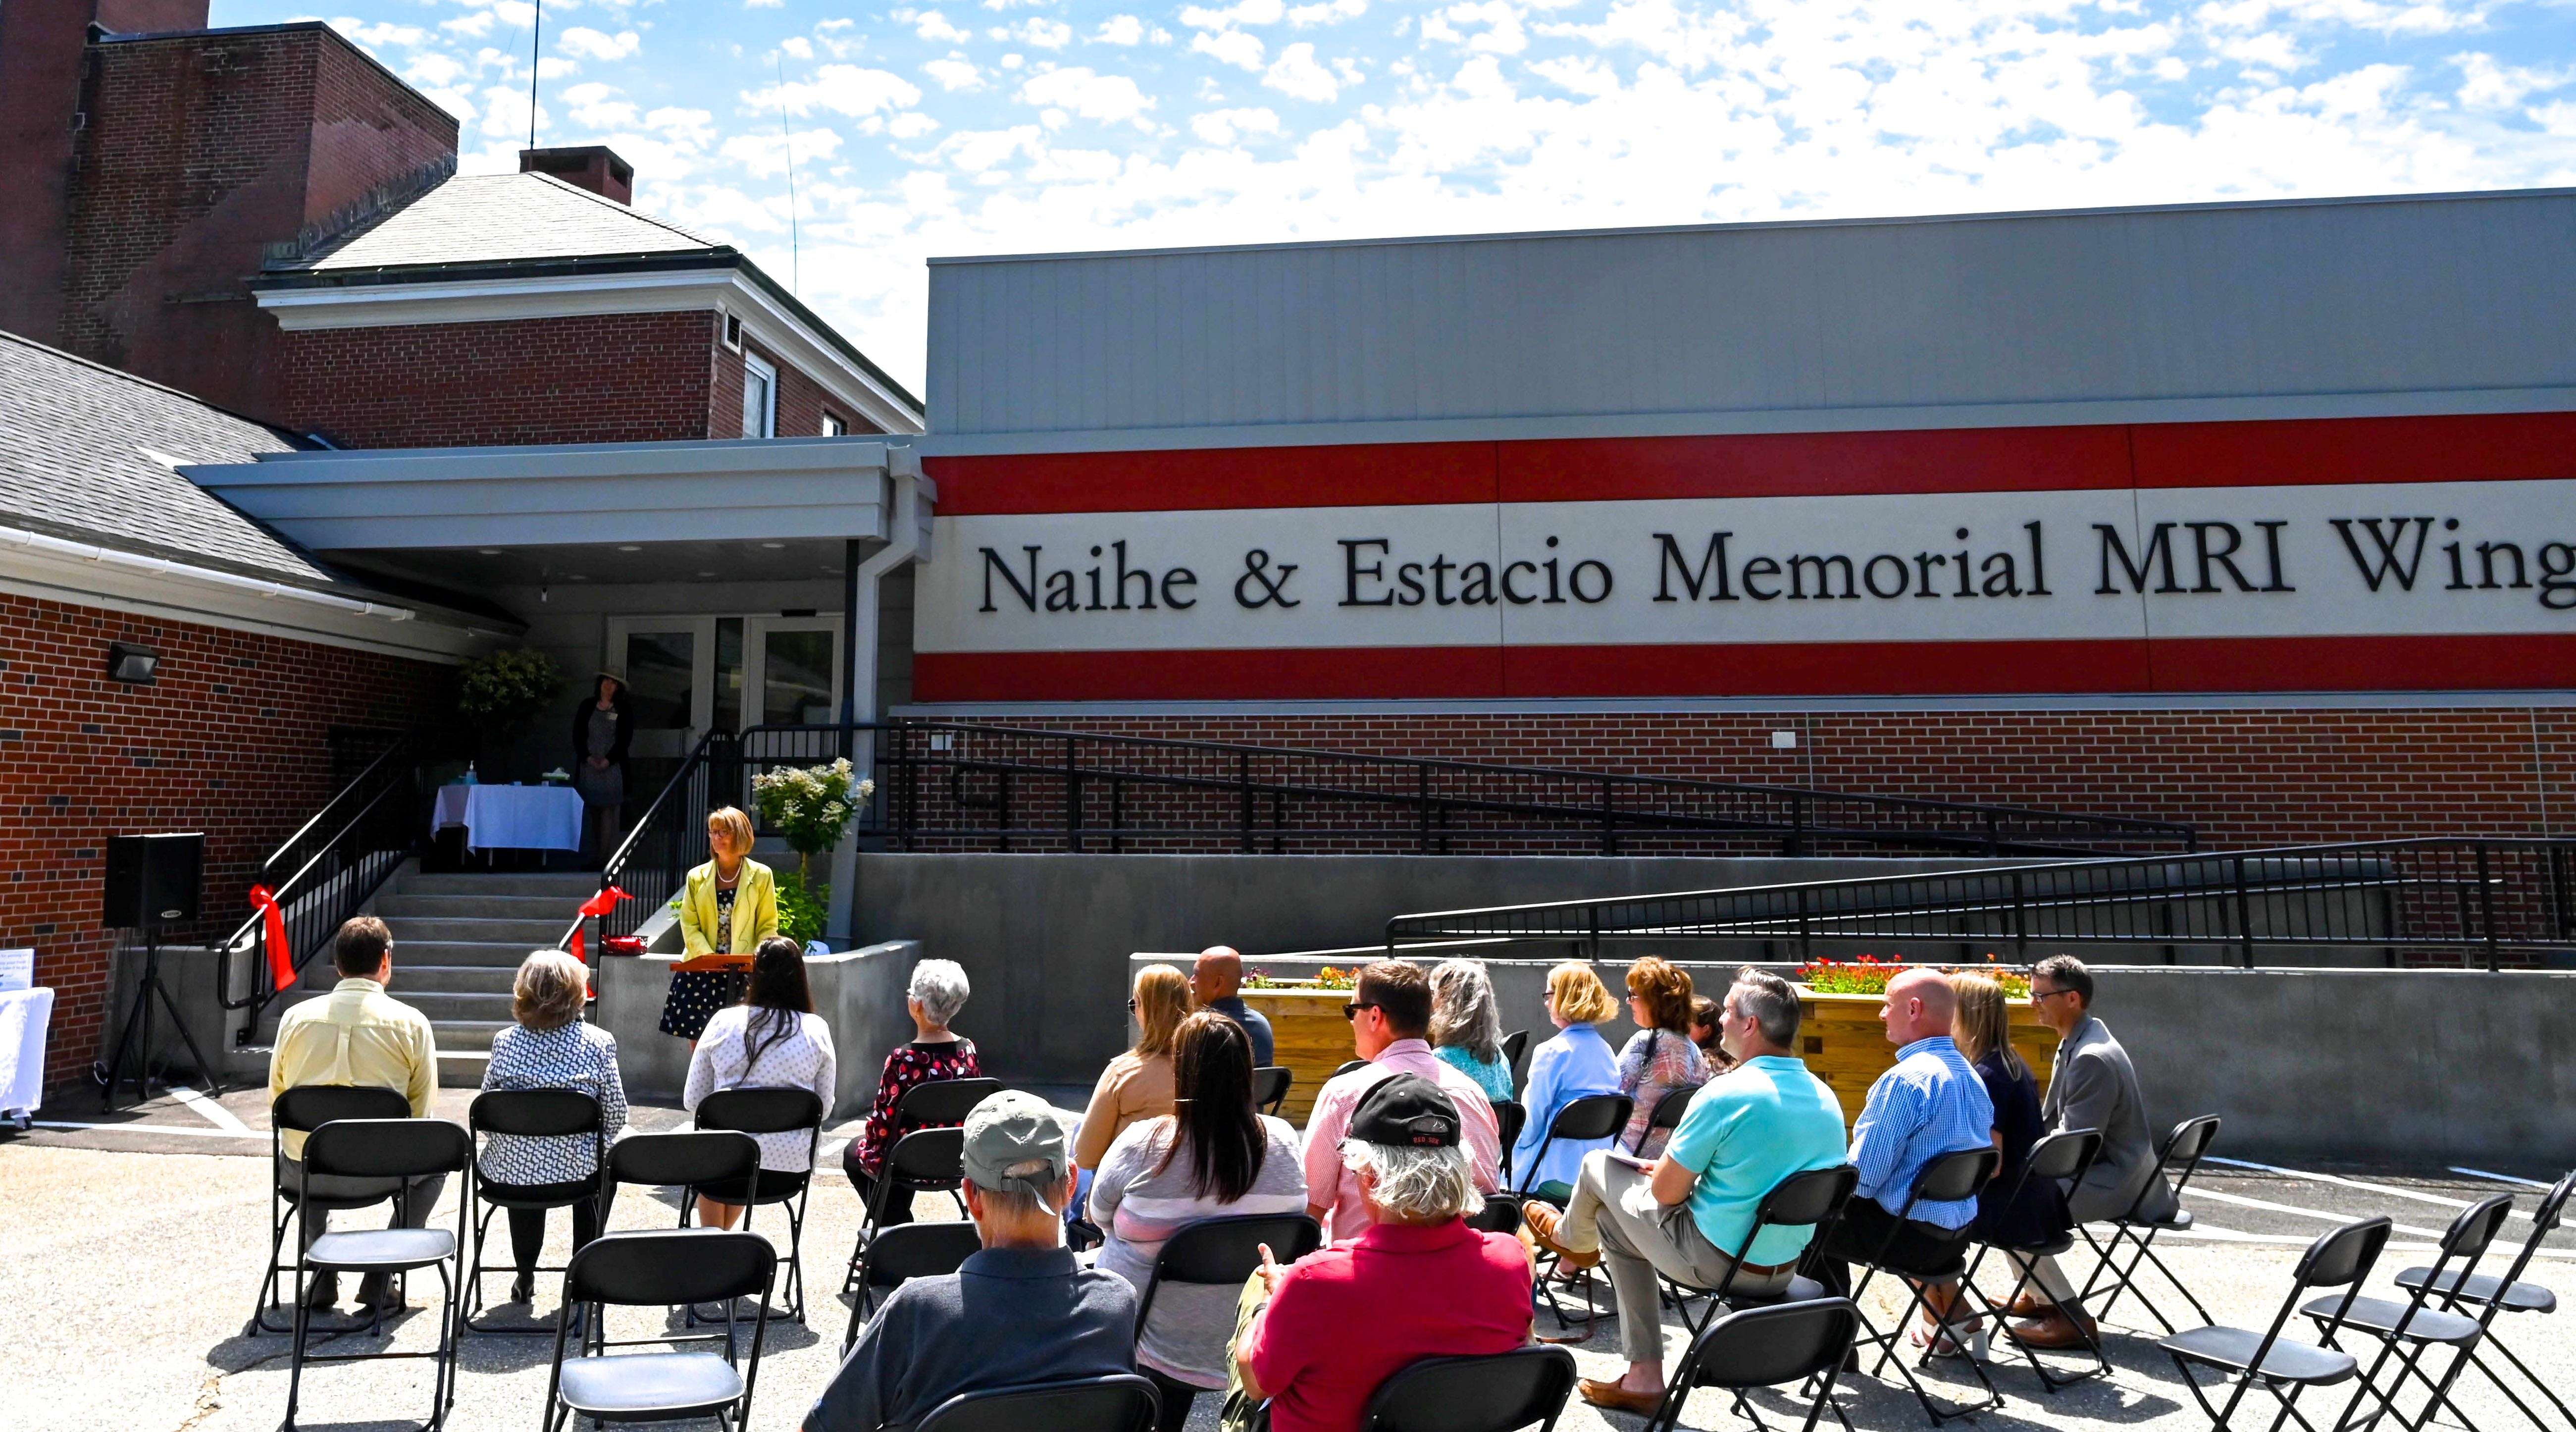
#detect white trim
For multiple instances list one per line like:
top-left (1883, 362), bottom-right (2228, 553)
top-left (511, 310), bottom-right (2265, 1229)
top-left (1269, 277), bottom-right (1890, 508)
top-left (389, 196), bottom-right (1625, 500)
top-left (895, 689), bottom-right (2576, 718)
top-left (0, 565), bottom-right (492, 664)
top-left (742, 351), bottom-right (779, 439)
top-left (256, 268), bottom-right (923, 435)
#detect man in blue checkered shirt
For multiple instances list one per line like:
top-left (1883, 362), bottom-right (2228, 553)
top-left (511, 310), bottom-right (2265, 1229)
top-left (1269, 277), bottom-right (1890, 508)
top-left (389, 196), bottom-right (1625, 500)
top-left (1806, 968), bottom-right (1994, 1335)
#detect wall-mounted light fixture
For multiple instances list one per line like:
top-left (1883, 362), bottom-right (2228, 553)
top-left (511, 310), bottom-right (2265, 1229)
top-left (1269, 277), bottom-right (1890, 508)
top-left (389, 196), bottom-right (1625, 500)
top-left (107, 641), bottom-right (160, 685)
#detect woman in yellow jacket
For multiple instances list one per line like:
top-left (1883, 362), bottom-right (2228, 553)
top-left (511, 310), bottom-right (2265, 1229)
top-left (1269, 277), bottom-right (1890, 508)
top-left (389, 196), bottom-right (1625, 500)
top-left (656, 805), bottom-right (780, 1043)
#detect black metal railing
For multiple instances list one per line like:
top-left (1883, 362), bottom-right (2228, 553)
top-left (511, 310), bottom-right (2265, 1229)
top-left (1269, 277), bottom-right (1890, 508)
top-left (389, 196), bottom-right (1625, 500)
top-left (216, 734), bottom-right (426, 1017)
top-left (722, 720), bottom-right (2193, 857)
top-left (558, 729), bottom-right (740, 954)
top-left (1381, 837), bottom-right (2576, 970)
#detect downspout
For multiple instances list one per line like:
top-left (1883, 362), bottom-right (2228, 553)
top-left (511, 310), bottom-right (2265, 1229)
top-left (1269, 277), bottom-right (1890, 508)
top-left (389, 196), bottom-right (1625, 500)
top-left (828, 447), bottom-right (932, 942)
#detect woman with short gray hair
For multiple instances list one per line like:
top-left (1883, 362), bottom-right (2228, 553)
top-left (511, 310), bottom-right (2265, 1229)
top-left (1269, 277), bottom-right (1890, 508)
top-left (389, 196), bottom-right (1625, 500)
top-left (479, 950), bottom-right (628, 1304)
top-left (843, 958), bottom-right (983, 1224)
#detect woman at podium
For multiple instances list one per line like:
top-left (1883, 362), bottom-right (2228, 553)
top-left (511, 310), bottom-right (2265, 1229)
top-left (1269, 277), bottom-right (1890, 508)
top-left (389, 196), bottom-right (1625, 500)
top-left (656, 805), bottom-right (778, 1043)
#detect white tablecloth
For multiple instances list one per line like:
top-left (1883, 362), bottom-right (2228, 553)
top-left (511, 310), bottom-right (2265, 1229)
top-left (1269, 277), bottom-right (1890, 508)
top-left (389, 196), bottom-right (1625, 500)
top-left (0, 987), bottom-right (53, 1115)
top-left (432, 784), bottom-right (585, 852)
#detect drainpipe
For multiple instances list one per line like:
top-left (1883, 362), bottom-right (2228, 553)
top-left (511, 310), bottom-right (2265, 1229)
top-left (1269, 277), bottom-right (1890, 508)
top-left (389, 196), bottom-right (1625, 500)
top-left (829, 447), bottom-right (932, 942)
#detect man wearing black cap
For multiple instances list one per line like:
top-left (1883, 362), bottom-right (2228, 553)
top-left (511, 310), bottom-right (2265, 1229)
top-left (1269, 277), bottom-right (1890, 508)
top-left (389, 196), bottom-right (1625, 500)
top-left (1232, 1074), bottom-right (1532, 1432)
top-left (806, 1091), bottom-right (1136, 1432)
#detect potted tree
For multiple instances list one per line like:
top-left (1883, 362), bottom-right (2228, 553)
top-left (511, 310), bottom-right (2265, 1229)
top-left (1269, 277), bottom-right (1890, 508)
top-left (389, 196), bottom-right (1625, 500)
top-left (750, 757), bottom-right (876, 946)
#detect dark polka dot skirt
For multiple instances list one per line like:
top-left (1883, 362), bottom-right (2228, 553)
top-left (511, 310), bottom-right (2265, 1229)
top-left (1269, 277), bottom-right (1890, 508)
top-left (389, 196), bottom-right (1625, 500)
top-left (658, 969), bottom-right (749, 1040)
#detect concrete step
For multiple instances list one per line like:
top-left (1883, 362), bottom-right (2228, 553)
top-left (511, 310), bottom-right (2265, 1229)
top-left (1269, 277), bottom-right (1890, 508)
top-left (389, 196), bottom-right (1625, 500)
top-left (431, 1018), bottom-right (509, 1051)
top-left (382, 940), bottom-right (558, 969)
top-left (408, 991), bottom-right (515, 1021)
top-left (438, 1048), bottom-right (490, 1088)
top-left (394, 872), bottom-right (602, 898)
top-left (375, 892), bottom-right (584, 919)
top-left (379, 963), bottom-right (526, 994)
top-left (383, 915), bottom-right (573, 945)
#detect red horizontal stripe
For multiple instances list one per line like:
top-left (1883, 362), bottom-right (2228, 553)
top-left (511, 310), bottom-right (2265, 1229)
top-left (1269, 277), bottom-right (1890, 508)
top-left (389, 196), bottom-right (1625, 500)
top-left (1496, 427), bottom-right (2134, 503)
top-left (2132, 412), bottom-right (2576, 489)
top-left (927, 443), bottom-right (1495, 515)
top-left (915, 633), bottom-right (2576, 701)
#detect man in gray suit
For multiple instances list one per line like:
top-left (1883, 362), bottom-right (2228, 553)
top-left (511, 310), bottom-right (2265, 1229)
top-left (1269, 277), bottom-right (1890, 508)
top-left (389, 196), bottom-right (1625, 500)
top-left (2010, 955), bottom-right (2177, 1349)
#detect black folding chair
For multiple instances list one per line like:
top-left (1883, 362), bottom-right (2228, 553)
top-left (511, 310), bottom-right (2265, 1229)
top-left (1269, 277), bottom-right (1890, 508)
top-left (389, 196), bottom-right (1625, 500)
top-left (283, 1118), bottom-right (473, 1432)
top-left (693, 1085), bottom-right (825, 1324)
top-left (844, 1126), bottom-right (968, 1352)
top-left (843, 1220), bottom-right (982, 1349)
top-left (1494, 1100), bottom-right (1528, 1183)
top-left (1664, 1165), bottom-right (1855, 1337)
top-left (460, 1088), bottom-right (604, 1334)
top-left (1959, 1128), bottom-right (2106, 1391)
top-left (1841, 1145), bottom-right (2003, 1425)
top-left (1647, 1297), bottom-right (1861, 1432)
top-left (543, 1229), bottom-right (775, 1432)
top-left (2077, 1113), bottom-right (2222, 1333)
top-left (598, 1130), bottom-right (760, 1230)
top-left (1502, 1030), bottom-right (1531, 1093)
top-left (1635, 1083), bottom-right (1701, 1155)
top-left (254, 1084), bottom-right (414, 1334)
top-left (841, 1079), bottom-right (994, 1294)
top-left (1134, 1213), bottom-right (1323, 1346)
top-left (912, 1372), bottom-right (1162, 1432)
top-left (2391, 1169), bottom-right (2575, 1432)
top-left (1254, 1065), bottom-right (1293, 1117)
top-left (1518, 1093), bottom-right (1631, 1330)
top-left (2305, 1194), bottom-right (2514, 1432)
top-left (1359, 1345), bottom-right (1579, 1432)
top-left (2160, 1216), bottom-right (2391, 1432)
top-left (1467, 1191), bottom-right (1528, 1236)
top-left (1334, 1058), bottom-right (1372, 1079)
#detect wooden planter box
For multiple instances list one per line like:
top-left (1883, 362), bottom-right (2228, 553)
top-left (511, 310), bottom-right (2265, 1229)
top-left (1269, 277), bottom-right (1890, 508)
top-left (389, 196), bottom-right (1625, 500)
top-left (1798, 988), bottom-right (2057, 1126)
top-left (1240, 987), bottom-right (1361, 1125)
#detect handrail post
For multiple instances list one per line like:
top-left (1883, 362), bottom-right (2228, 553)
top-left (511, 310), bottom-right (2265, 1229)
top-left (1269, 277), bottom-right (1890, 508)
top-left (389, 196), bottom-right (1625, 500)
top-left (2476, 842), bottom-right (2499, 973)
top-left (1417, 764), bottom-right (1431, 855)
top-left (2011, 871), bottom-right (2028, 960)
top-left (1238, 751), bottom-right (1252, 855)
top-left (2235, 855), bottom-right (2256, 969)
top-left (1984, 809), bottom-right (2000, 856)
top-left (1065, 735), bottom-right (1082, 854)
top-left (1794, 886), bottom-right (1811, 960)
top-left (1599, 777), bottom-right (1616, 856)
top-left (1786, 795), bottom-right (1806, 857)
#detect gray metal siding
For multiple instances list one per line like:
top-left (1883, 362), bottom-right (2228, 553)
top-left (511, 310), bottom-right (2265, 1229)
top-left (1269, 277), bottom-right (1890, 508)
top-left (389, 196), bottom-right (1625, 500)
top-left (925, 191), bottom-right (2576, 440)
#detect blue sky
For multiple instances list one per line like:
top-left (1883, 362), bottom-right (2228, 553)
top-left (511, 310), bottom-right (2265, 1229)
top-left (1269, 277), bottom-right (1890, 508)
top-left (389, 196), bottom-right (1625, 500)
top-left (232, 0), bottom-right (2576, 390)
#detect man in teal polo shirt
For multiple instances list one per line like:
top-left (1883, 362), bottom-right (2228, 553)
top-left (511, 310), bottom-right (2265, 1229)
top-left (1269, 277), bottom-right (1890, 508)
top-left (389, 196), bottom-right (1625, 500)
top-left (1525, 967), bottom-right (1848, 1416)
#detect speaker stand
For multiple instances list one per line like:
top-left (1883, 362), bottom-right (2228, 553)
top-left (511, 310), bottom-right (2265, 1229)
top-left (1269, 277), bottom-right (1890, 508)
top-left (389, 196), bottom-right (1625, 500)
top-left (93, 922), bottom-right (221, 1111)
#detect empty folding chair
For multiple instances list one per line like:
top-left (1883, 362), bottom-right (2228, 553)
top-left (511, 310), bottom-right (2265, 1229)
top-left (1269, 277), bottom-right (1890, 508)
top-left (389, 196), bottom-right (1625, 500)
top-left (1254, 1065), bottom-right (1293, 1118)
top-left (1958, 1128), bottom-right (2107, 1391)
top-left (840, 1074), bottom-right (996, 1298)
top-left (1839, 1145), bottom-right (2003, 1425)
top-left (1645, 1297), bottom-right (1862, 1432)
top-left (597, 1130), bottom-right (760, 1231)
top-left (843, 1125), bottom-right (968, 1351)
top-left (1517, 1093), bottom-right (1631, 1331)
top-left (692, 1085), bottom-right (825, 1323)
top-left (253, 1084), bottom-right (413, 1334)
top-left (1662, 1165), bottom-right (1855, 1337)
top-left (542, 1229), bottom-right (776, 1432)
top-left (282, 1117), bottom-right (473, 1432)
top-left (1502, 1029), bottom-right (1531, 1094)
top-left (842, 1220), bottom-right (982, 1352)
top-left (1360, 1345), bottom-right (1579, 1432)
top-left (2391, 1169), bottom-right (2575, 1432)
top-left (1493, 1100), bottom-right (1528, 1183)
top-left (2304, 1193), bottom-right (2514, 1432)
top-left (1635, 1083), bottom-right (1700, 1155)
top-left (2078, 1113), bottom-right (2222, 1334)
top-left (913, 1373), bottom-right (1163, 1432)
top-left (458, 1087), bottom-right (604, 1334)
top-left (2160, 1216), bottom-right (2392, 1432)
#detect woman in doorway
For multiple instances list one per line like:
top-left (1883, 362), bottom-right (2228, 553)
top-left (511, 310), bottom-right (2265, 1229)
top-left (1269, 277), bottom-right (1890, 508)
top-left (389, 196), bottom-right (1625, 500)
top-left (570, 671), bottom-right (631, 869)
top-left (656, 806), bottom-right (779, 1044)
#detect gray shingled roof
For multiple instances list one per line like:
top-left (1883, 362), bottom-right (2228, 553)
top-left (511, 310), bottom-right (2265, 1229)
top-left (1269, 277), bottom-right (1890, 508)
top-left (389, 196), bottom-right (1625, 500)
top-left (0, 331), bottom-right (343, 585)
top-left (283, 170), bottom-right (721, 273)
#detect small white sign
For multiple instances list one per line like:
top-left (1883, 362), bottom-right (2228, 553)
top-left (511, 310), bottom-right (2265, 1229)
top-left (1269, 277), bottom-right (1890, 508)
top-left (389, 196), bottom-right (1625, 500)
top-left (0, 949), bottom-right (32, 992)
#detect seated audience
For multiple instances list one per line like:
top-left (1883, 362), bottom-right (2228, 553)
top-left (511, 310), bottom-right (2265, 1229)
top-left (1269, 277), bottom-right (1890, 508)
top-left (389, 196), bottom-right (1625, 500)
top-left (1524, 969), bottom-right (1847, 1415)
top-left (1616, 957), bottom-right (1708, 1156)
top-left (1507, 962), bottom-right (1623, 1199)
top-left (1806, 967), bottom-right (1993, 1343)
top-left (2013, 954), bottom-right (2177, 1349)
top-left (1075, 964), bottom-right (1188, 1176)
top-left (1301, 961), bottom-right (1502, 1240)
top-left (844, 958), bottom-right (982, 1226)
top-left (479, 950), bottom-right (629, 1303)
top-left (807, 1091), bottom-right (1137, 1432)
top-left (1951, 972), bottom-right (2067, 1353)
top-left (683, 936), bottom-right (836, 1237)
top-left (1427, 958), bottom-right (1515, 1103)
top-left (1091, 1011), bottom-right (1307, 1432)
top-left (1688, 994), bottom-right (1735, 1071)
top-left (1234, 1075), bottom-right (1532, 1432)
top-left (1191, 946), bottom-right (1275, 1067)
top-left (267, 916), bottom-right (440, 1314)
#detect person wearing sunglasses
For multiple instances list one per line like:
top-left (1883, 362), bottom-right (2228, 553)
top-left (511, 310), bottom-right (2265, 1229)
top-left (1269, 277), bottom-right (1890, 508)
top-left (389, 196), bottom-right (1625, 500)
top-left (1298, 961), bottom-right (1503, 1241)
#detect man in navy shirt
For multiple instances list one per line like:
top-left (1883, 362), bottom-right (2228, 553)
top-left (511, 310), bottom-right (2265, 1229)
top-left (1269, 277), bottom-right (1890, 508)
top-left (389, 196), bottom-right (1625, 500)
top-left (1192, 946), bottom-right (1275, 1067)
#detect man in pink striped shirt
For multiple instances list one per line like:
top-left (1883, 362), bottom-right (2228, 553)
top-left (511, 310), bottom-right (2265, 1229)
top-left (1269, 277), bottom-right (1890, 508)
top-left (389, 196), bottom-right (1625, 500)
top-left (1301, 961), bottom-right (1502, 1240)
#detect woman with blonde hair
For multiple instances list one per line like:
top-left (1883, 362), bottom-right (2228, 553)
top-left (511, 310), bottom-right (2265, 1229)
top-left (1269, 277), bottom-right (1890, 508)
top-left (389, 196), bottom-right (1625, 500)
top-left (1616, 957), bottom-right (1708, 1157)
top-left (1508, 961), bottom-right (1622, 1199)
top-left (656, 805), bottom-right (779, 1044)
top-left (478, 950), bottom-right (628, 1304)
top-left (1429, 959), bottom-right (1514, 1102)
top-left (1944, 971), bottom-right (2067, 1353)
top-left (1074, 963), bottom-right (1190, 1172)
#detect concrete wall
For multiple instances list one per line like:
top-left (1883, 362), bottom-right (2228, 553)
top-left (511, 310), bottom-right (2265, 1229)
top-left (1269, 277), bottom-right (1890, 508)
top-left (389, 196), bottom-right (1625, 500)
top-left (596, 938), bottom-right (921, 1110)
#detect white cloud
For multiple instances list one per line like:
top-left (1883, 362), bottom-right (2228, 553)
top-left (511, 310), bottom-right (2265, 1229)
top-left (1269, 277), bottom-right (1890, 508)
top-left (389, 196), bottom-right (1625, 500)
top-left (924, 57), bottom-right (986, 92)
top-left (1181, 0), bottom-right (1286, 25)
top-left (910, 9), bottom-right (973, 43)
top-left (1262, 42), bottom-right (1342, 101)
top-left (1190, 106), bottom-right (1282, 143)
top-left (1192, 29), bottom-right (1266, 70)
top-left (1093, 14), bottom-right (1145, 44)
top-left (2453, 52), bottom-right (2568, 109)
top-left (334, 18), bottom-right (432, 49)
top-left (889, 111), bottom-right (943, 138)
top-left (1009, 18), bottom-right (1074, 48)
top-left (747, 64), bottom-right (926, 116)
top-left (1287, 0), bottom-right (1365, 23)
top-left (781, 37), bottom-right (815, 59)
top-left (558, 28), bottom-right (642, 63)
top-left (1018, 66), bottom-right (1157, 125)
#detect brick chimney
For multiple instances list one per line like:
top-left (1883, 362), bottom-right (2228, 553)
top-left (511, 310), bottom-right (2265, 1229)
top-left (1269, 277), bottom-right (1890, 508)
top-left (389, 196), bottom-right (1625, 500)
top-left (519, 145), bottom-right (633, 205)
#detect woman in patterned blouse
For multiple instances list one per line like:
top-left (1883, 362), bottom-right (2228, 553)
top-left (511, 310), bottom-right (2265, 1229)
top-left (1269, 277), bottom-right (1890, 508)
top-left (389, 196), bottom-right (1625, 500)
top-left (478, 951), bottom-right (628, 1303)
top-left (1615, 956), bottom-right (1708, 1157)
top-left (842, 958), bottom-right (982, 1225)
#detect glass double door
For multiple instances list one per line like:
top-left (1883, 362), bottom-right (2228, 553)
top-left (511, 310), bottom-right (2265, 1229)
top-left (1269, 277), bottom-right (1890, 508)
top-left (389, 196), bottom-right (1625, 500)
top-left (607, 614), bottom-right (843, 772)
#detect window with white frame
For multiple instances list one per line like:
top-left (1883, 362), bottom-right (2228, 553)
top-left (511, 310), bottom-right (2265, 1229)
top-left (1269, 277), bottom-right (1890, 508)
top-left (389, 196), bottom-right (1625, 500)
top-left (821, 411), bottom-right (845, 437)
top-left (741, 352), bottom-right (777, 439)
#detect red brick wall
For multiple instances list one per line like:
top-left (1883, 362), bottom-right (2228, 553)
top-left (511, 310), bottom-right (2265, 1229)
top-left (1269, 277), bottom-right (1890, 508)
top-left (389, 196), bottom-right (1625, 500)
top-left (0, 592), bottom-right (450, 1087)
top-left (56, 24), bottom-right (455, 421)
top-left (716, 330), bottom-right (858, 438)
top-left (277, 312), bottom-right (720, 448)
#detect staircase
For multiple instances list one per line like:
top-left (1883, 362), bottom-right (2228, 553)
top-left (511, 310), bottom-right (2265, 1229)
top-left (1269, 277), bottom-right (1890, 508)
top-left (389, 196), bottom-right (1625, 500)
top-left (264, 867), bottom-right (601, 1087)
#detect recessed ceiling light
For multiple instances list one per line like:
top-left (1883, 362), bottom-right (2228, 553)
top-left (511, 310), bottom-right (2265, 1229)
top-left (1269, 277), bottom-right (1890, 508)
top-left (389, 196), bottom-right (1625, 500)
top-left (823, 566), bottom-right (843, 574)
top-left (759, 542), bottom-right (785, 550)
top-left (477, 548), bottom-right (503, 556)
top-left (617, 544), bottom-right (642, 553)
top-left (698, 570), bottom-right (719, 578)
top-left (567, 574), bottom-right (588, 581)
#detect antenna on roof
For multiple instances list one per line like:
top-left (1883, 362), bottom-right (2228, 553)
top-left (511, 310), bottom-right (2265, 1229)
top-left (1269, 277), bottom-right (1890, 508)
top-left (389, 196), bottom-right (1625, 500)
top-left (528, 0), bottom-right (544, 149)
top-left (777, 51), bottom-right (801, 294)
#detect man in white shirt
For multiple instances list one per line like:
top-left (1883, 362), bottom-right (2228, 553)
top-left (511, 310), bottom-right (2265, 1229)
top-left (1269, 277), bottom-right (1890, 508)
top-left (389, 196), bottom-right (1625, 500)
top-left (1299, 960), bottom-right (1501, 1240)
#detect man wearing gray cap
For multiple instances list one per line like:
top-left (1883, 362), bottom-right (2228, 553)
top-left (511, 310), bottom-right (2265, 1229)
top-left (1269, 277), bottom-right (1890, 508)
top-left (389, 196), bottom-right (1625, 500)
top-left (806, 1090), bottom-right (1137, 1432)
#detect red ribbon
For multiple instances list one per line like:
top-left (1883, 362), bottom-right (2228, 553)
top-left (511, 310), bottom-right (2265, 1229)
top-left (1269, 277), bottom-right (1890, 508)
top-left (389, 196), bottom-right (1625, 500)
top-left (567, 886), bottom-right (631, 964)
top-left (248, 885), bottom-right (293, 992)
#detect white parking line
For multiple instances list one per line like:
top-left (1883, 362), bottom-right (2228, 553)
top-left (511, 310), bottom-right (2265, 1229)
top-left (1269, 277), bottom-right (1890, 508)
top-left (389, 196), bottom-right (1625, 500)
top-left (168, 1086), bottom-right (252, 1134)
top-left (2204, 1156), bottom-right (2533, 1222)
top-left (2449, 1166), bottom-right (2556, 1190)
top-left (2183, 1185), bottom-right (2447, 1240)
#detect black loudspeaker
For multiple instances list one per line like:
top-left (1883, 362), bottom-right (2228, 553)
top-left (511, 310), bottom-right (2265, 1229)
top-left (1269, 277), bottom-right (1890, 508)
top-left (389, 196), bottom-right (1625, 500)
top-left (102, 832), bottom-right (205, 928)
